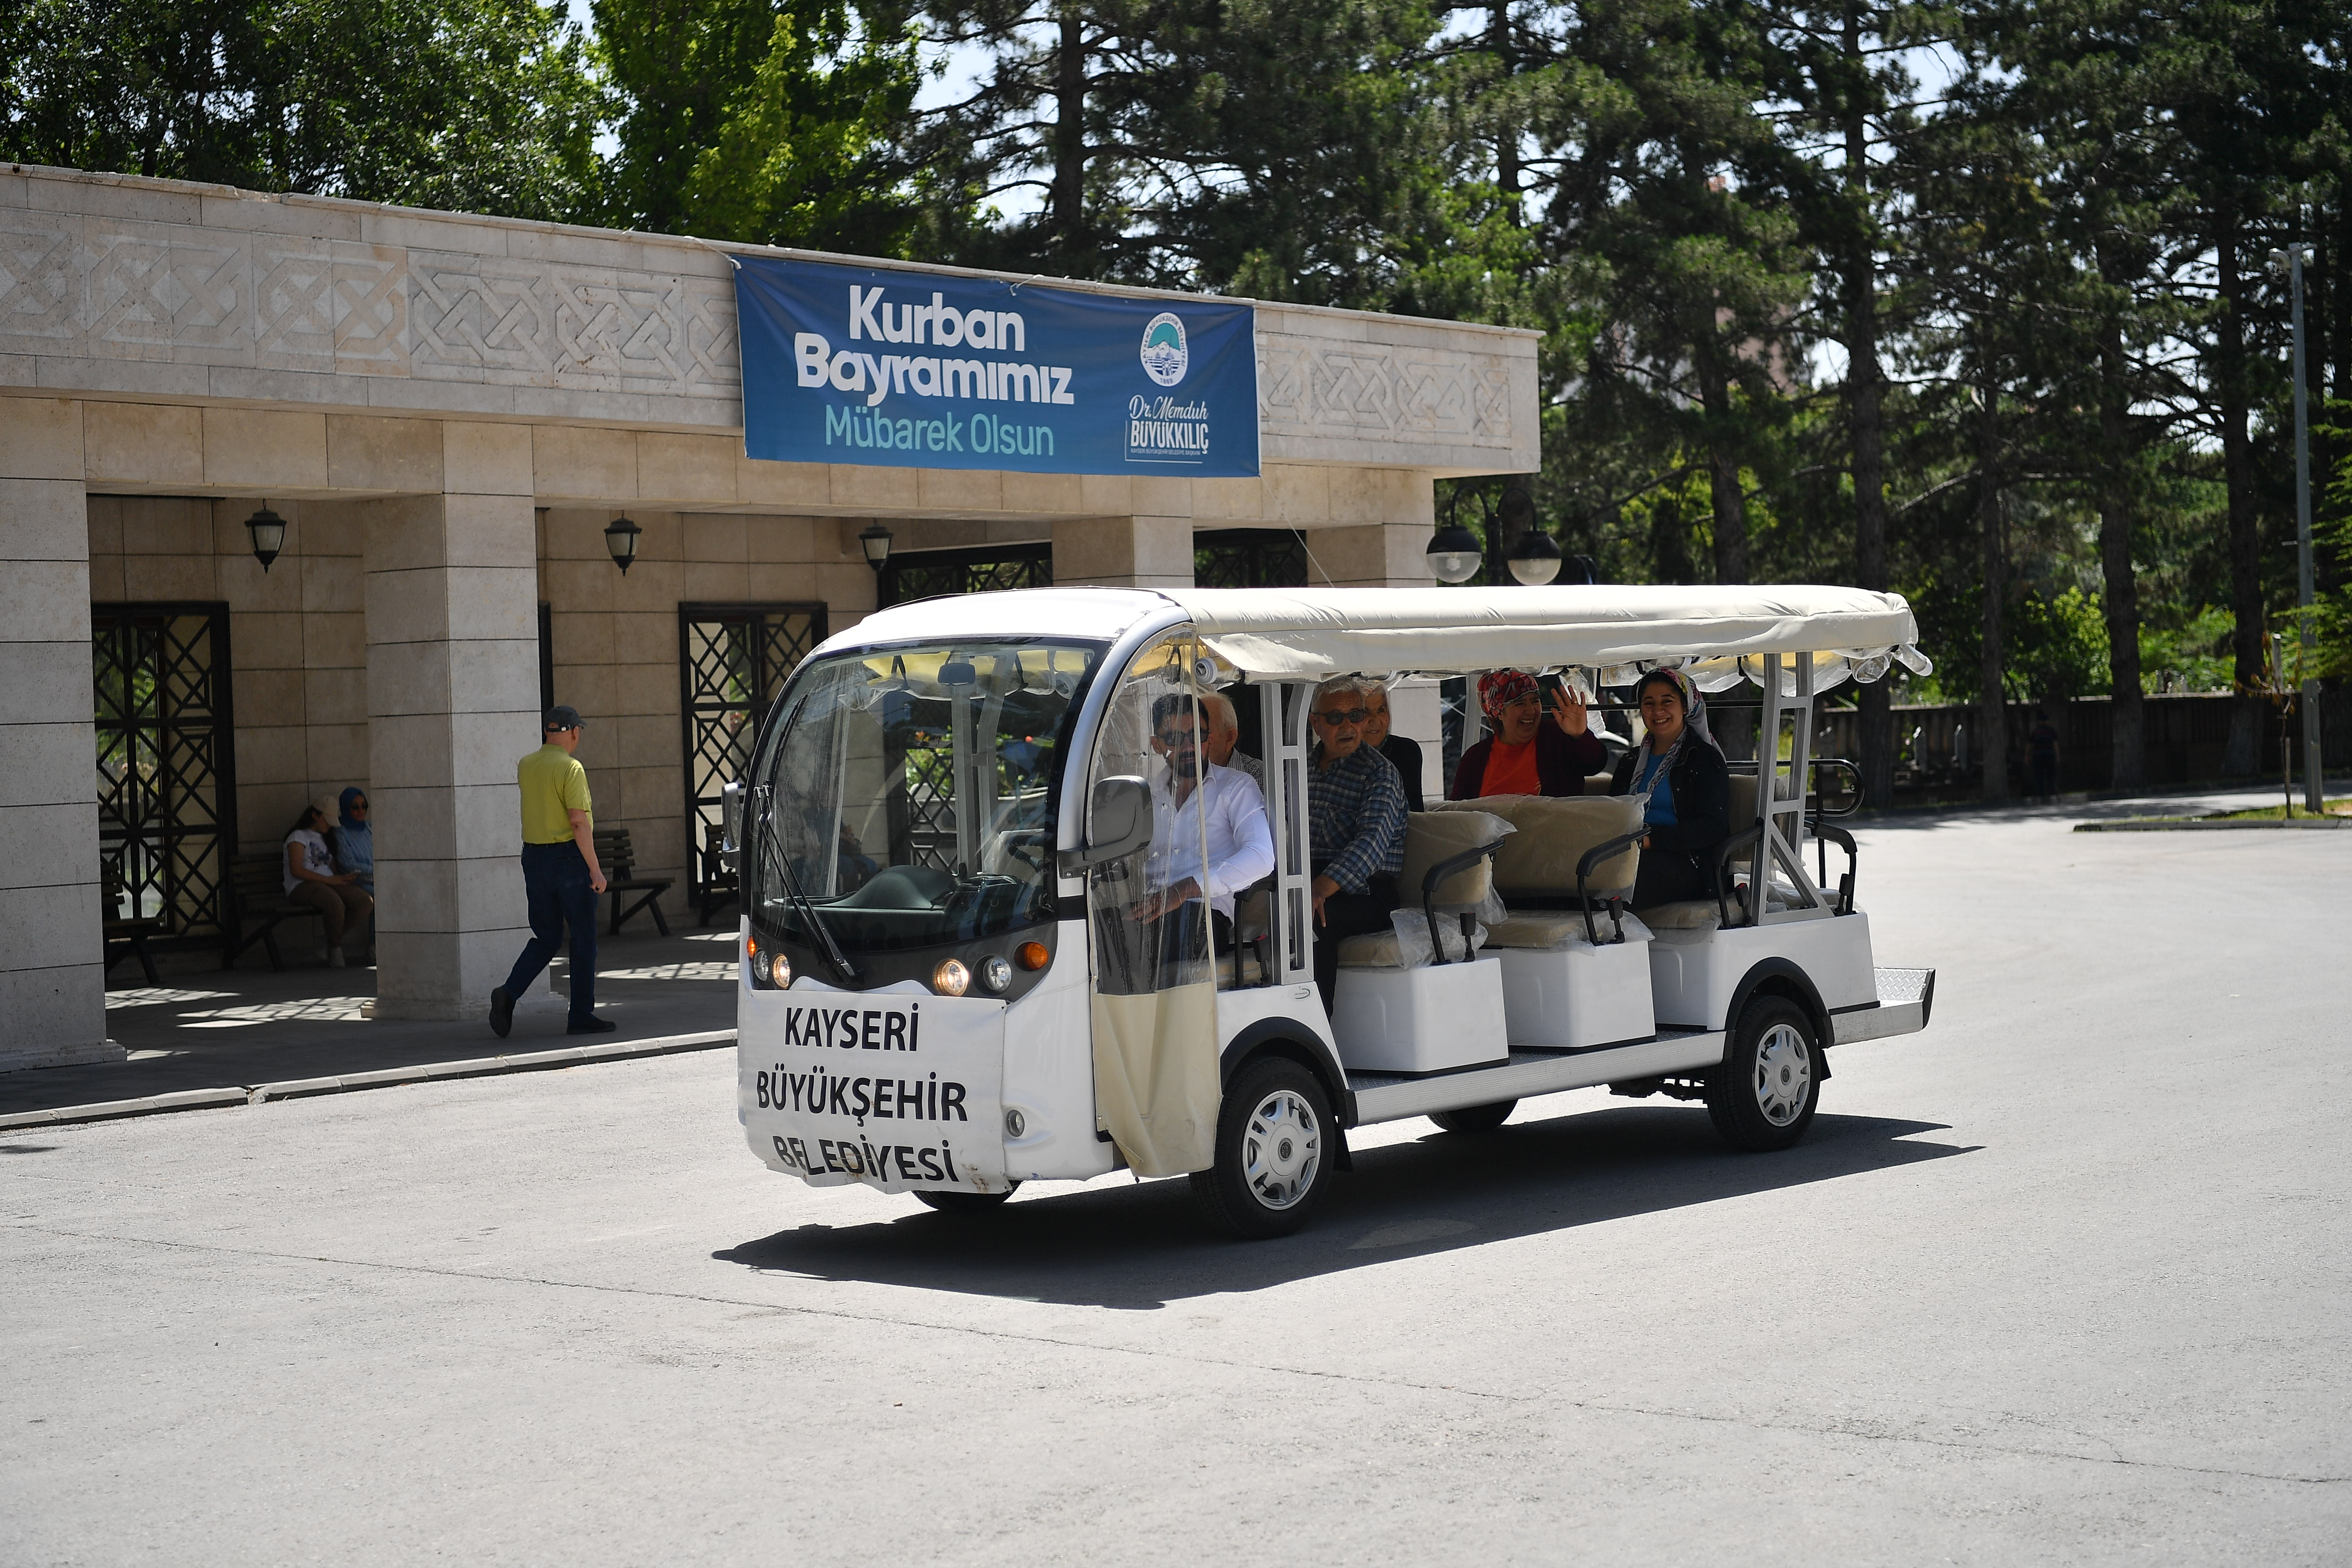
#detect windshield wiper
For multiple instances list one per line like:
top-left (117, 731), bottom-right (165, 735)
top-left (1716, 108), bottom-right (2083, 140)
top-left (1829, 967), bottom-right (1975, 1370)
top-left (776, 848), bottom-right (858, 984)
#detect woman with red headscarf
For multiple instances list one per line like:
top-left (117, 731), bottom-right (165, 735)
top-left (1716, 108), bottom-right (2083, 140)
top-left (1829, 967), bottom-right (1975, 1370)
top-left (1448, 670), bottom-right (1607, 800)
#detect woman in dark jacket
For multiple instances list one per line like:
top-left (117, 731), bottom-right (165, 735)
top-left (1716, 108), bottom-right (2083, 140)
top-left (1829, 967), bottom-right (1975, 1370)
top-left (1450, 669), bottom-right (1608, 800)
top-left (1609, 667), bottom-right (1730, 908)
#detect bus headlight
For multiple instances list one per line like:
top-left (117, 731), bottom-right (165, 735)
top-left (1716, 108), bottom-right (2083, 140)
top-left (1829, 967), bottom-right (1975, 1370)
top-left (747, 945), bottom-right (789, 988)
top-left (931, 958), bottom-right (971, 996)
top-left (979, 955), bottom-right (1013, 994)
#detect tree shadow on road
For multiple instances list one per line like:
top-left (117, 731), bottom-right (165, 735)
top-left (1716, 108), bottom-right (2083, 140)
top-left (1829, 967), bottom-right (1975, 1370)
top-left (712, 1105), bottom-right (1978, 1310)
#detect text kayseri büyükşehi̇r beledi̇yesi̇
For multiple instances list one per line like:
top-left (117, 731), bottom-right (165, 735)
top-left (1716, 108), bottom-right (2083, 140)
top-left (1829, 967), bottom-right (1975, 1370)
top-left (754, 1064), bottom-right (969, 1127)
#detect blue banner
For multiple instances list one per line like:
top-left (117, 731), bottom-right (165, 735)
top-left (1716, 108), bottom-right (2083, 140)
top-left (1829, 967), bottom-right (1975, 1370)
top-left (735, 256), bottom-right (1258, 477)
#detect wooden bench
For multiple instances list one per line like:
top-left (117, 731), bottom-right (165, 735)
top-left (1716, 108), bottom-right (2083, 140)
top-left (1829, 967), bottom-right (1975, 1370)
top-left (593, 827), bottom-right (673, 936)
top-left (101, 864), bottom-right (162, 985)
top-left (697, 820), bottom-right (737, 927)
top-left (225, 849), bottom-right (324, 971)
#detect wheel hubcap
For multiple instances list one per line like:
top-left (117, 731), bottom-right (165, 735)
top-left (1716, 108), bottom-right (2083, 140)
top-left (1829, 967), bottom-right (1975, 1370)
top-left (1753, 1024), bottom-right (1812, 1127)
top-left (1244, 1089), bottom-right (1321, 1210)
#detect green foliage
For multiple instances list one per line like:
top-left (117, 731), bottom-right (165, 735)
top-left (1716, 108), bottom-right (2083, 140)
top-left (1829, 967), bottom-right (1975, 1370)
top-left (592, 0), bottom-right (920, 252)
top-left (5, 0), bottom-right (2349, 740)
top-left (2140, 605), bottom-right (2236, 693)
top-left (0, 0), bottom-right (603, 222)
top-left (2284, 402), bottom-right (2352, 679)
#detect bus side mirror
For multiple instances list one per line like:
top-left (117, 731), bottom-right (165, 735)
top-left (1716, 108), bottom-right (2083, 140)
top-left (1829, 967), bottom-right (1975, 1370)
top-left (721, 780), bottom-right (744, 869)
top-left (1068, 775), bottom-right (1152, 869)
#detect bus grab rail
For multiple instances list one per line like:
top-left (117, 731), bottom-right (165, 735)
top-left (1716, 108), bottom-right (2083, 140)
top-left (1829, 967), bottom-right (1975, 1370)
top-left (1418, 839), bottom-right (1508, 966)
top-left (1725, 756), bottom-right (1864, 818)
top-left (1575, 830), bottom-right (1645, 945)
top-left (1710, 818), bottom-right (1859, 925)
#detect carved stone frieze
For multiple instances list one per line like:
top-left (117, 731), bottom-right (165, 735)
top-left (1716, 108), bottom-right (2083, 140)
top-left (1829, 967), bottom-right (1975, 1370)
top-left (1255, 331), bottom-right (1519, 460)
top-left (1, 171), bottom-right (1534, 472)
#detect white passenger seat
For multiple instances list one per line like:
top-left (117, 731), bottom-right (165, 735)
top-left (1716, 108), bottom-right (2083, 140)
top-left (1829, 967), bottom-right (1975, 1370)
top-left (1428, 795), bottom-right (1655, 1049)
top-left (1329, 811), bottom-right (1513, 1074)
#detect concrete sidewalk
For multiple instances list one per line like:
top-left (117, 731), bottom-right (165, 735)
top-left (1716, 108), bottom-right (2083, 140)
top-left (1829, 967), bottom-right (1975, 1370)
top-left (2, 927), bottom-right (739, 1124)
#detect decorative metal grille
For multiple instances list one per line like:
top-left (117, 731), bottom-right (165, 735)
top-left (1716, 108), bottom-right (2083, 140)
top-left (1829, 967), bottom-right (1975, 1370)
top-left (876, 543), bottom-right (1051, 609)
top-left (92, 603), bottom-right (237, 937)
top-left (893, 716), bottom-right (960, 870)
top-left (679, 604), bottom-right (825, 893)
top-left (1193, 528), bottom-right (1309, 589)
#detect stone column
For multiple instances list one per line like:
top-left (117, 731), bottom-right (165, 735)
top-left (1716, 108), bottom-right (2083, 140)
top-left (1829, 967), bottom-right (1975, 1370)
top-left (1051, 516), bottom-right (1195, 589)
top-left (1300, 523), bottom-right (1436, 588)
top-left (363, 425), bottom-right (545, 1022)
top-left (0, 399), bottom-right (116, 1068)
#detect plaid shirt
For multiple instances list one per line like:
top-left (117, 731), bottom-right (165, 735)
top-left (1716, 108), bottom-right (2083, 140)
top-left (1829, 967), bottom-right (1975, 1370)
top-left (1308, 743), bottom-right (1407, 893)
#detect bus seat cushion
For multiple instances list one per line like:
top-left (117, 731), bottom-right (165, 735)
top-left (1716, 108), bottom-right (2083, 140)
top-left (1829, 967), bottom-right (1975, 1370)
top-left (1399, 809), bottom-right (1509, 908)
top-left (1432, 794), bottom-right (1643, 896)
top-left (1337, 930), bottom-right (1405, 968)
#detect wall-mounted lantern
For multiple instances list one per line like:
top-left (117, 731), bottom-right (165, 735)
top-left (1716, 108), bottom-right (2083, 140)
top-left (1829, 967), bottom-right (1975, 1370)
top-left (858, 522), bottom-right (894, 572)
top-left (244, 504), bottom-right (286, 572)
top-left (604, 514), bottom-right (641, 574)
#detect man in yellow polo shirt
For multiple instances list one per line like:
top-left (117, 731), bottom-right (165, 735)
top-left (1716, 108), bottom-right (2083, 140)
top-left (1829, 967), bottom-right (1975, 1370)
top-left (490, 706), bottom-right (613, 1037)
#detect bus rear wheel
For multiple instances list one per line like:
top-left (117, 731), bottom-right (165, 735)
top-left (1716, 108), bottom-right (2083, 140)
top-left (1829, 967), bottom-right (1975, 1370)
top-left (1706, 996), bottom-right (1820, 1152)
top-left (915, 1183), bottom-right (1019, 1214)
top-left (1429, 1100), bottom-right (1517, 1135)
top-left (1191, 1057), bottom-right (1332, 1240)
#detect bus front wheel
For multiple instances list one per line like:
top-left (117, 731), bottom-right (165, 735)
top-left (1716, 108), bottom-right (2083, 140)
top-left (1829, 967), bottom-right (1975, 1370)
top-left (1706, 996), bottom-right (1820, 1152)
top-left (915, 1183), bottom-right (1019, 1214)
top-left (1191, 1057), bottom-right (1333, 1240)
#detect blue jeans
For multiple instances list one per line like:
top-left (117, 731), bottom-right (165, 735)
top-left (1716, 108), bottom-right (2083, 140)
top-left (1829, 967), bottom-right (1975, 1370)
top-left (504, 842), bottom-right (598, 1021)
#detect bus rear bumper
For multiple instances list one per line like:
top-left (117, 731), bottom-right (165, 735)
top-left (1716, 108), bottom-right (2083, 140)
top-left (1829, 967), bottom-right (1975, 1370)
top-left (1830, 967), bottom-right (1936, 1046)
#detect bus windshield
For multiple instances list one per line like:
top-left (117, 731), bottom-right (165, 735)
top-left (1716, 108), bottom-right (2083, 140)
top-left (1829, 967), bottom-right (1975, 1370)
top-left (747, 640), bottom-right (1104, 956)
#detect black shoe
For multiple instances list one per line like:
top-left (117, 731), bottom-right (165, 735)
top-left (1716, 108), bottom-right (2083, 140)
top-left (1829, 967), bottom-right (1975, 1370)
top-left (567, 1015), bottom-right (618, 1035)
top-left (489, 986), bottom-right (514, 1038)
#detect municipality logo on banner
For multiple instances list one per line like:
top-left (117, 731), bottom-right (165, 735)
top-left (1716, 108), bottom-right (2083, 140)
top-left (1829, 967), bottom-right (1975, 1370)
top-left (734, 257), bottom-right (1258, 478)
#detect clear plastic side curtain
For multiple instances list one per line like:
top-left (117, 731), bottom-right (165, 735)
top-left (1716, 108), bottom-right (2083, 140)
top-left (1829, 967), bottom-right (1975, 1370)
top-left (1086, 634), bottom-right (1221, 1176)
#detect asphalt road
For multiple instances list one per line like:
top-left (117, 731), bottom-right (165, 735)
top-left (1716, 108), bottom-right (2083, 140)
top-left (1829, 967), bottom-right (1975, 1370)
top-left (6, 804), bottom-right (2348, 1565)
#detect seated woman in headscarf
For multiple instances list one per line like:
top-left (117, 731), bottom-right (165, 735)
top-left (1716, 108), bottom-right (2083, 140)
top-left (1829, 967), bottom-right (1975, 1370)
top-left (1609, 667), bottom-right (1731, 908)
top-left (330, 787), bottom-right (373, 896)
top-left (1449, 669), bottom-right (1607, 800)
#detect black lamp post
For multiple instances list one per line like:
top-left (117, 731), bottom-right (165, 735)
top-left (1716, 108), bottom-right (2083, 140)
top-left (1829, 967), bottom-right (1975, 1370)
top-left (604, 514), bottom-right (641, 574)
top-left (1424, 523), bottom-right (1484, 584)
top-left (858, 522), bottom-right (894, 571)
top-left (1506, 529), bottom-right (1563, 586)
top-left (243, 504), bottom-right (286, 572)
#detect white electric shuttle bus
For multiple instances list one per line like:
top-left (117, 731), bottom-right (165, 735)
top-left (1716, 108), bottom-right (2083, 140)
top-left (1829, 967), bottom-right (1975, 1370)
top-left (728, 585), bottom-right (1936, 1238)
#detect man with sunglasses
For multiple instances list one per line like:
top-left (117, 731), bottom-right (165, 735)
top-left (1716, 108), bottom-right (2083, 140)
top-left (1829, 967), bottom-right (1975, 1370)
top-left (1305, 676), bottom-right (1408, 1012)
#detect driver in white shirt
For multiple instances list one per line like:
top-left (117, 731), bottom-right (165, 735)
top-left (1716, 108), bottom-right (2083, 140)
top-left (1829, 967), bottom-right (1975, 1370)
top-left (1131, 691), bottom-right (1276, 964)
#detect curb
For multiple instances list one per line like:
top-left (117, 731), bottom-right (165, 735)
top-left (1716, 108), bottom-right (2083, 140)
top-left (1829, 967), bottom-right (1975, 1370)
top-left (0, 1030), bottom-right (735, 1130)
top-left (2074, 818), bottom-right (2350, 832)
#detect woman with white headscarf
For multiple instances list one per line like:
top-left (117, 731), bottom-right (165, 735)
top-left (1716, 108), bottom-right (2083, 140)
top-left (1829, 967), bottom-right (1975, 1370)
top-left (1608, 667), bottom-right (1731, 908)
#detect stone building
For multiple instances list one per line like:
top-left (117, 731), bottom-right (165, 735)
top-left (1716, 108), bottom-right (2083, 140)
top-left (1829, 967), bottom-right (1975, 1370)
top-left (0, 163), bottom-right (1539, 1071)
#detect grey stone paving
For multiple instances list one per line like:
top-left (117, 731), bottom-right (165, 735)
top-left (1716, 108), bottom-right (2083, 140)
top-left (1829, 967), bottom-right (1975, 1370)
top-left (4, 800), bottom-right (2347, 1564)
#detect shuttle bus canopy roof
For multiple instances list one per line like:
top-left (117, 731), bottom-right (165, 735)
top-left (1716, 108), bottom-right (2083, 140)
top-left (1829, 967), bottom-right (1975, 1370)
top-left (830, 585), bottom-right (1926, 685)
top-left (1163, 585), bottom-right (1919, 679)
